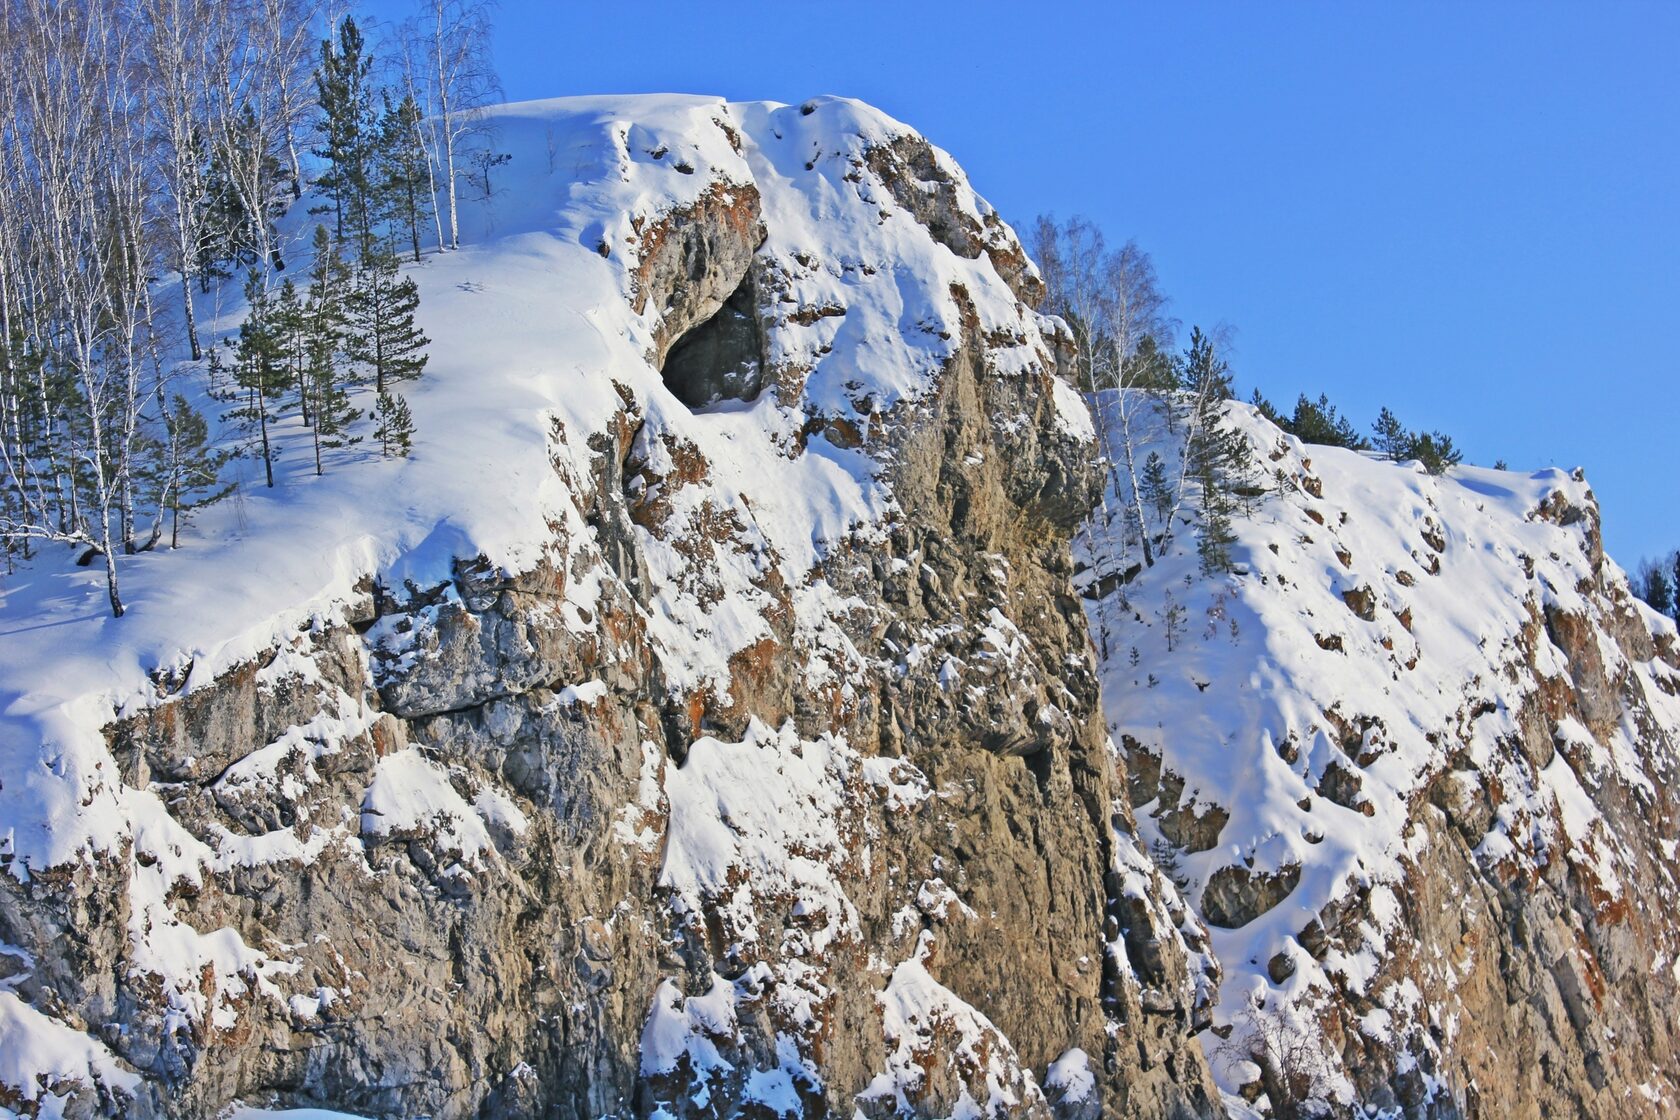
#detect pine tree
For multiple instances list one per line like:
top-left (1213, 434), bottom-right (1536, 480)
top-left (1197, 483), bottom-right (1238, 575)
top-left (1372, 407), bottom-right (1409, 461)
top-left (1672, 552), bottom-right (1680, 622)
top-left (1142, 451), bottom-right (1171, 525)
top-left (198, 139), bottom-right (251, 287)
top-left (1288, 394), bottom-right (1366, 449)
top-left (314, 17), bottom-right (376, 246)
top-left (468, 148), bottom-right (513, 198)
top-left (1124, 333), bottom-right (1179, 391)
top-left (155, 394), bottom-right (234, 548)
top-left (348, 244), bottom-right (429, 392)
top-left (1180, 326), bottom-right (1233, 403)
top-left (374, 391), bottom-right (414, 458)
top-left (1173, 327), bottom-right (1246, 574)
top-left (1410, 432), bottom-right (1463, 475)
top-left (1371, 407), bottom-right (1461, 474)
top-left (1225, 428), bottom-right (1266, 516)
top-left (378, 91), bottom-right (433, 263)
top-left (1637, 561), bottom-right (1675, 617)
top-left (304, 226), bottom-right (359, 475)
top-left (272, 279), bottom-right (308, 426)
top-left (235, 273), bottom-right (286, 488)
top-left (1250, 388), bottom-right (1284, 427)
top-left (306, 226), bottom-right (352, 338)
top-left (312, 359), bottom-right (362, 473)
top-left (1180, 327), bottom-right (1233, 462)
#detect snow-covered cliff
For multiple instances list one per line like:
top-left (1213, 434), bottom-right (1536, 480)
top-left (0, 96), bottom-right (1214, 1119)
top-left (2, 91), bottom-right (1676, 1120)
top-left (1077, 394), bottom-right (1680, 1116)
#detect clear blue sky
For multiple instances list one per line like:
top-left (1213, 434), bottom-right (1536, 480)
top-left (365, 0), bottom-right (1678, 566)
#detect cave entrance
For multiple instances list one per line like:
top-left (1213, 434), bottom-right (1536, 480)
top-left (660, 270), bottom-right (766, 410)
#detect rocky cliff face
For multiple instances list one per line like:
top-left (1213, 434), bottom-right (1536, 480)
top-left (1077, 397), bottom-right (1680, 1117)
top-left (0, 97), bottom-right (1218, 1120)
top-left (3, 94), bottom-right (1675, 1120)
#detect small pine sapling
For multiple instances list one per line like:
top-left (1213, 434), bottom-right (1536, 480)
top-left (470, 149), bottom-right (512, 198)
top-left (1142, 451), bottom-right (1171, 526)
top-left (305, 227), bottom-right (357, 474)
top-left (234, 273), bottom-right (286, 487)
top-left (157, 395), bottom-right (234, 548)
top-left (374, 391), bottom-right (414, 458)
top-left (1161, 593), bottom-right (1187, 652)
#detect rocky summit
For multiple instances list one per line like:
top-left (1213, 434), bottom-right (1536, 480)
top-left (0, 94), bottom-right (1675, 1120)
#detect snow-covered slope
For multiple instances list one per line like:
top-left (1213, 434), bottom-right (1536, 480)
top-left (1077, 394), bottom-right (1680, 1116)
top-left (0, 96), bottom-right (1214, 1119)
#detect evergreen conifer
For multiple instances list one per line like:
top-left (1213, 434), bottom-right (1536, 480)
top-left (305, 227), bottom-right (359, 474)
top-left (314, 17), bottom-right (376, 245)
top-left (374, 391), bottom-right (414, 458)
top-left (1372, 407), bottom-right (1409, 461)
top-left (348, 244), bottom-right (429, 392)
top-left (1142, 451), bottom-right (1171, 525)
top-left (235, 273), bottom-right (286, 487)
top-left (378, 92), bottom-right (433, 262)
top-left (156, 394), bottom-right (233, 548)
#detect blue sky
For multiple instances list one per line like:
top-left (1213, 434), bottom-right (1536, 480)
top-left (367, 0), bottom-right (1678, 566)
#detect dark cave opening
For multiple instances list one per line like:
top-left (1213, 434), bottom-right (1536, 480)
top-left (660, 271), bottom-right (766, 410)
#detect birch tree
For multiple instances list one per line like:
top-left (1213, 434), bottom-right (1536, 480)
top-left (203, 0), bottom-right (310, 277)
top-left (255, 0), bottom-right (323, 201)
top-left (139, 0), bottom-right (215, 361)
top-left (1032, 216), bottom-right (1174, 569)
top-left (1, 0), bottom-right (151, 614)
top-left (0, 0), bottom-right (455, 617)
top-left (419, 0), bottom-right (501, 250)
